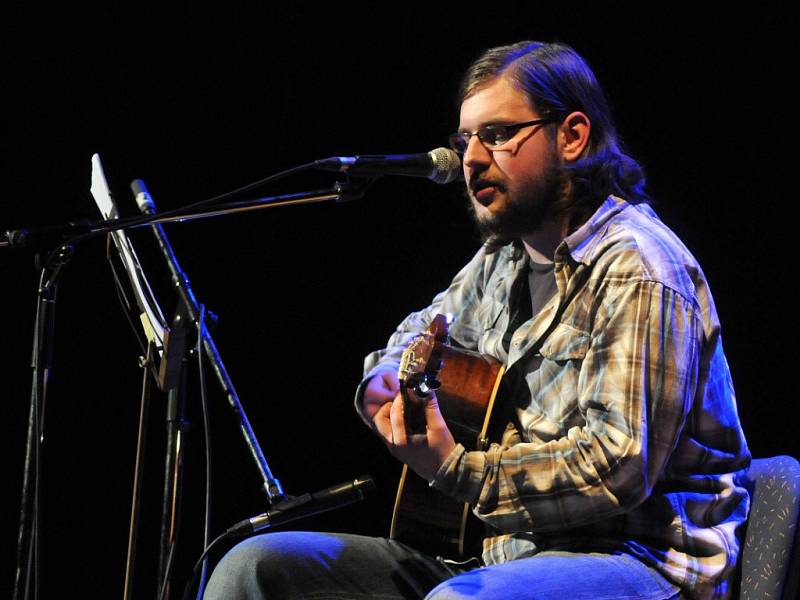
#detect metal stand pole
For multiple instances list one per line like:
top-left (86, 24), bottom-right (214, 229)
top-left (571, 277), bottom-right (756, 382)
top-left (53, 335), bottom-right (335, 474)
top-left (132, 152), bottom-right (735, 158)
top-left (123, 343), bottom-right (156, 600)
top-left (13, 243), bottom-right (74, 600)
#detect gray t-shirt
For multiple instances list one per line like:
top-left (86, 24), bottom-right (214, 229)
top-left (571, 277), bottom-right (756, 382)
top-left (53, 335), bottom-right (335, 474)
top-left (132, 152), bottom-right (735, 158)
top-left (503, 260), bottom-right (558, 352)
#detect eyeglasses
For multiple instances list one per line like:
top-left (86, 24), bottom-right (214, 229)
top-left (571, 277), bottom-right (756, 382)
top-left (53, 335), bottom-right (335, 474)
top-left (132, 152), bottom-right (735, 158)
top-left (448, 117), bottom-right (559, 154)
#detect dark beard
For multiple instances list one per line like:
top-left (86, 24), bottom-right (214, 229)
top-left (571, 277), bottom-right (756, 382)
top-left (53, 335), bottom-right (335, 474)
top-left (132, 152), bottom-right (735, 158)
top-left (466, 161), bottom-right (566, 244)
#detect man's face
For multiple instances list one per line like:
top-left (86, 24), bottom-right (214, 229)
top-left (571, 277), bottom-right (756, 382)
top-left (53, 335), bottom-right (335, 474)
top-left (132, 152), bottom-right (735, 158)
top-left (458, 75), bottom-right (563, 239)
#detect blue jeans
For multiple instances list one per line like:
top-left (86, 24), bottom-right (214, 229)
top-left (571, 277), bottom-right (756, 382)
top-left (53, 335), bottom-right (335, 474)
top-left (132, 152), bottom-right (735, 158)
top-left (203, 531), bottom-right (682, 599)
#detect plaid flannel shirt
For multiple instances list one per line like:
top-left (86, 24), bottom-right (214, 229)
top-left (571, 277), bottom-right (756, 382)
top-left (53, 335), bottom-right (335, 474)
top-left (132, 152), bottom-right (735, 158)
top-left (361, 196), bottom-right (750, 600)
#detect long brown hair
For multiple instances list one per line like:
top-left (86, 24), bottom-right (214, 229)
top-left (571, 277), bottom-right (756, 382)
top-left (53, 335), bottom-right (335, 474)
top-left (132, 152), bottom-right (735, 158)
top-left (460, 41), bottom-right (649, 239)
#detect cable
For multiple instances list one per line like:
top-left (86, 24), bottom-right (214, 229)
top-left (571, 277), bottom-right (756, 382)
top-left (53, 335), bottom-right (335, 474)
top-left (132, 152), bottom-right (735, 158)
top-left (32, 268), bottom-right (46, 600)
top-left (195, 305), bottom-right (213, 599)
top-left (157, 538), bottom-right (177, 600)
top-left (181, 530), bottom-right (232, 600)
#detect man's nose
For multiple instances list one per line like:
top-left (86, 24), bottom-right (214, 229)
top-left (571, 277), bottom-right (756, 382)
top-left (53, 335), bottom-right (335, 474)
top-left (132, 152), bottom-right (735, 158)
top-left (462, 135), bottom-right (492, 171)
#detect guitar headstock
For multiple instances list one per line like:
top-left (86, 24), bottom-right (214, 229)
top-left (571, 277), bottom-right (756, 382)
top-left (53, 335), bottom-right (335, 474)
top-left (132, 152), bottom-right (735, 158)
top-left (398, 314), bottom-right (450, 398)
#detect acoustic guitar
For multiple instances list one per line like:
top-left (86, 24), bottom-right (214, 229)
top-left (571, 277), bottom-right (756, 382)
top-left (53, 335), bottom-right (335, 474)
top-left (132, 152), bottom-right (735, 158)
top-left (390, 314), bottom-right (506, 558)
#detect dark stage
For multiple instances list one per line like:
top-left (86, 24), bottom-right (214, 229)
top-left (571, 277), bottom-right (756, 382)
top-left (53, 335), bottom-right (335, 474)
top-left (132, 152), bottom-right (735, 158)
top-left (2, 6), bottom-right (794, 598)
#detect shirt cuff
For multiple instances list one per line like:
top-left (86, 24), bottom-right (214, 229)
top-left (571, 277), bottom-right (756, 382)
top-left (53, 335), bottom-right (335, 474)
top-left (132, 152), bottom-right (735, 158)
top-left (430, 443), bottom-right (487, 505)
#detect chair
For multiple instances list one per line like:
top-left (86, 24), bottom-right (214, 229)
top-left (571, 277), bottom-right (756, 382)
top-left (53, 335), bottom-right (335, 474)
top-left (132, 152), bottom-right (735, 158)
top-left (737, 455), bottom-right (800, 600)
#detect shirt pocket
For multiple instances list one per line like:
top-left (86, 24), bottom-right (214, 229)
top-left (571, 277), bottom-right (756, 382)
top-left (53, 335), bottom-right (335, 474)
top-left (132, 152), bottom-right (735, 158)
top-left (521, 322), bottom-right (591, 439)
top-left (539, 321), bottom-right (591, 362)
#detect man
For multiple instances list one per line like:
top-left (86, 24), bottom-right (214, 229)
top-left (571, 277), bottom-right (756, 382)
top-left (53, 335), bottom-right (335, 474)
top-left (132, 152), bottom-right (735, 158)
top-left (205, 41), bottom-right (750, 600)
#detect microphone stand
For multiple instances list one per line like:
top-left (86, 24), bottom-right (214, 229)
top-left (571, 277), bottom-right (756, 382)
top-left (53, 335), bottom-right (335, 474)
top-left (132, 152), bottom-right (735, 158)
top-left (138, 179), bottom-right (375, 598)
top-left (3, 187), bottom-right (353, 250)
top-left (13, 243), bottom-right (74, 600)
top-left (9, 178), bottom-right (372, 600)
top-left (155, 307), bottom-right (189, 597)
top-left (143, 201), bottom-right (283, 598)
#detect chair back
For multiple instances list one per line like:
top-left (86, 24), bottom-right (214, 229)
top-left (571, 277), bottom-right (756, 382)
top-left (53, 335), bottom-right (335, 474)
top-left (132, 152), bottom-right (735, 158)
top-left (737, 455), bottom-right (800, 600)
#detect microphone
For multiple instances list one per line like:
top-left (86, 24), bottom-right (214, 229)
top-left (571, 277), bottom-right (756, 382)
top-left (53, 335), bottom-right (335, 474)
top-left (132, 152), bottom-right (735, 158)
top-left (131, 179), bottom-right (156, 214)
top-left (227, 476), bottom-right (375, 535)
top-left (315, 148), bottom-right (461, 184)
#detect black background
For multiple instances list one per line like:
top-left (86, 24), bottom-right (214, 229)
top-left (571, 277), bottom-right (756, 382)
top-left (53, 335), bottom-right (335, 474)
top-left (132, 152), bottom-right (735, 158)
top-left (2, 5), bottom-right (795, 598)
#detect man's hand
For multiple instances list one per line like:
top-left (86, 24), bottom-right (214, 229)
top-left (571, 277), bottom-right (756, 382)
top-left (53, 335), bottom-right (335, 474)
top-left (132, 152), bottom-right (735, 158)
top-left (362, 370), bottom-right (400, 423)
top-left (363, 371), bottom-right (456, 482)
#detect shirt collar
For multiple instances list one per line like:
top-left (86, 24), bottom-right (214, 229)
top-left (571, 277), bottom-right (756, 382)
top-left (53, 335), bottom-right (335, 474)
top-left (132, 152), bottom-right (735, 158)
top-left (557, 195), bottom-right (632, 265)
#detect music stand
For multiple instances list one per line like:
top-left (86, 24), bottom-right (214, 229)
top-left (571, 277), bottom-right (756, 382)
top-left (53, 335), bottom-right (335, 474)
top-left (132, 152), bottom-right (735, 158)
top-left (90, 154), bottom-right (186, 389)
top-left (90, 154), bottom-right (185, 599)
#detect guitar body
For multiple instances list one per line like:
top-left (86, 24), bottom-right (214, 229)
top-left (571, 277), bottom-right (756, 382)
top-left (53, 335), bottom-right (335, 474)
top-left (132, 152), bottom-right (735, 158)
top-left (391, 317), bottom-right (506, 558)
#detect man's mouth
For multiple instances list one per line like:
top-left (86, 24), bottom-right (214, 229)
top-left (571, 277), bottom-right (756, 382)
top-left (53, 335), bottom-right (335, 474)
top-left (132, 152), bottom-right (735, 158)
top-left (471, 179), bottom-right (502, 207)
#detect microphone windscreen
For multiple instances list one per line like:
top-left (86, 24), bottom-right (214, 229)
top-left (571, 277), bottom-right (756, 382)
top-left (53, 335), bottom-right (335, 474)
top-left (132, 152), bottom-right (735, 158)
top-left (428, 148), bottom-right (461, 184)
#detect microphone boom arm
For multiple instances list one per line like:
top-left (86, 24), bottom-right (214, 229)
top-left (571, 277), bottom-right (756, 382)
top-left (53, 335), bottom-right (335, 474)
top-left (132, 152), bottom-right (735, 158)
top-left (2, 185), bottom-right (355, 251)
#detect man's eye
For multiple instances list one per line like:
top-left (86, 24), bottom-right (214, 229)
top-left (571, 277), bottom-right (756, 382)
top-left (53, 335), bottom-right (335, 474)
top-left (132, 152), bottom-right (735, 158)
top-left (493, 131), bottom-right (510, 144)
top-left (478, 127), bottom-right (497, 146)
top-left (492, 127), bottom-right (509, 146)
top-left (482, 126), bottom-right (510, 145)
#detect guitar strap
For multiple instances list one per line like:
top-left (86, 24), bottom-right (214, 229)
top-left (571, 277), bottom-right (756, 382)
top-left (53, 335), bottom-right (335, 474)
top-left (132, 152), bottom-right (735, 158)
top-left (478, 269), bottom-right (588, 547)
top-left (502, 268), bottom-right (533, 353)
top-left (493, 260), bottom-right (589, 434)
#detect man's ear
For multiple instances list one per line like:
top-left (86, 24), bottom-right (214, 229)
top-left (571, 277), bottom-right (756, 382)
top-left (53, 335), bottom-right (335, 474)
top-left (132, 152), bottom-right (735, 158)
top-left (558, 111), bottom-right (591, 162)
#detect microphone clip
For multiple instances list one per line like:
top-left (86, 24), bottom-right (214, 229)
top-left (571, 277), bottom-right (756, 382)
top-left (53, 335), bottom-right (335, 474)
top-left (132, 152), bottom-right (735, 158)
top-left (334, 177), bottom-right (378, 203)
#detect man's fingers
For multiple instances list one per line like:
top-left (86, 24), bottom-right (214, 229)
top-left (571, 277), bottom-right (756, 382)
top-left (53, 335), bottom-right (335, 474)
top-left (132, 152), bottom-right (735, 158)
top-left (363, 371), bottom-right (402, 421)
top-left (390, 393), bottom-right (407, 447)
top-left (373, 401), bottom-right (394, 443)
top-left (381, 371), bottom-right (401, 393)
top-left (365, 373), bottom-right (398, 402)
top-left (424, 393), bottom-right (448, 429)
